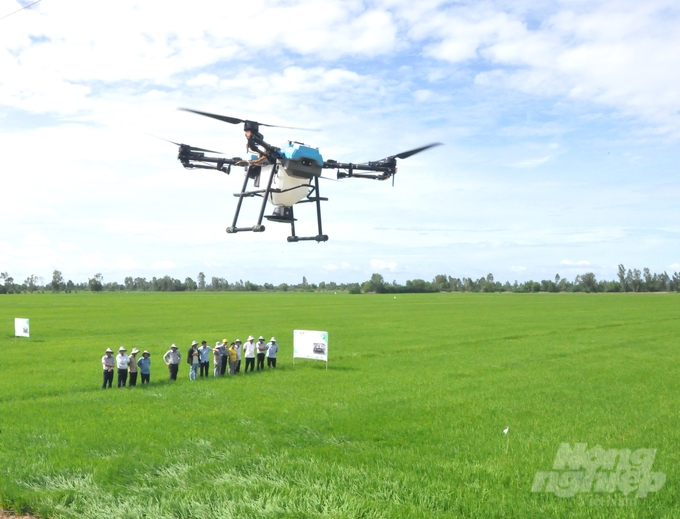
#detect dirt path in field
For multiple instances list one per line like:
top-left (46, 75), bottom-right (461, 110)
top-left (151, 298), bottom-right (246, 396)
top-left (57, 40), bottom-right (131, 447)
top-left (1, 512), bottom-right (37, 519)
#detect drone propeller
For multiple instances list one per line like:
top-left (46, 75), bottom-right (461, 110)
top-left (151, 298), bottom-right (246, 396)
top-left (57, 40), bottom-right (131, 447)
top-left (178, 108), bottom-right (319, 131)
top-left (359, 142), bottom-right (443, 167)
top-left (151, 135), bottom-right (224, 154)
top-left (390, 142), bottom-right (443, 160)
top-left (172, 141), bottom-right (223, 154)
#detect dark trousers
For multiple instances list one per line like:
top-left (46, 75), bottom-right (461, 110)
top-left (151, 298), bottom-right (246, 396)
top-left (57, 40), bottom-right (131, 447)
top-left (256, 353), bottom-right (265, 370)
top-left (236, 360), bottom-right (241, 373)
top-left (267, 357), bottom-right (277, 368)
top-left (199, 361), bottom-right (209, 377)
top-left (169, 363), bottom-right (179, 380)
top-left (141, 373), bottom-right (150, 384)
top-left (102, 370), bottom-right (113, 389)
top-left (220, 356), bottom-right (228, 375)
top-left (117, 368), bottom-right (128, 387)
top-left (129, 372), bottom-right (138, 387)
top-left (245, 357), bottom-right (254, 372)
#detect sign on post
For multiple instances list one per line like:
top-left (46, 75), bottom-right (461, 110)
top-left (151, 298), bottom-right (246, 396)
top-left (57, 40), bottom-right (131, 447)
top-left (15, 318), bottom-right (30, 338)
top-left (293, 329), bottom-right (328, 368)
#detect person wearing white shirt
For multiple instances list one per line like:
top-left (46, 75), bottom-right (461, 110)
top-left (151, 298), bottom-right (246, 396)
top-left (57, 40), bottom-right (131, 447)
top-left (128, 348), bottom-right (139, 387)
top-left (256, 336), bottom-right (267, 371)
top-left (243, 336), bottom-right (256, 373)
top-left (213, 341), bottom-right (222, 377)
top-left (266, 337), bottom-right (279, 369)
top-left (116, 347), bottom-right (130, 387)
top-left (163, 344), bottom-right (181, 381)
top-left (102, 348), bottom-right (115, 389)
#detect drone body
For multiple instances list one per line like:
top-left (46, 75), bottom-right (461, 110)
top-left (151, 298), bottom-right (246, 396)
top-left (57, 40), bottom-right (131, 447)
top-left (265, 141), bottom-right (323, 207)
top-left (174, 108), bottom-right (441, 242)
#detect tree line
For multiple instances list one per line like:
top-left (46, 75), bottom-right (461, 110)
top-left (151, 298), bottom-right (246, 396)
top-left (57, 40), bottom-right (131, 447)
top-left (356, 265), bottom-right (680, 294)
top-left (1, 265), bottom-right (679, 295)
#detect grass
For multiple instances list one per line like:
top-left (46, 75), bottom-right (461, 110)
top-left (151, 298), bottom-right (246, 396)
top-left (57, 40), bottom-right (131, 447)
top-left (0, 291), bottom-right (678, 518)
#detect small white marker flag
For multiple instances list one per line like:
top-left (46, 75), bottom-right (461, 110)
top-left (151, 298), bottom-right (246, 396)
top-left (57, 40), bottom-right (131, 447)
top-left (503, 427), bottom-right (509, 435)
top-left (15, 318), bottom-right (30, 338)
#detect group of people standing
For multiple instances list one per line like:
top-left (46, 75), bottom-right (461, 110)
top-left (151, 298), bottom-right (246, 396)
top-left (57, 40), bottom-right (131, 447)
top-left (101, 335), bottom-right (279, 388)
top-left (101, 347), bottom-right (151, 388)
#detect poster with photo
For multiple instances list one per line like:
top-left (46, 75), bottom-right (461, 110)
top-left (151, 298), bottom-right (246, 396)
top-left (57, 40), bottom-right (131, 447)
top-left (293, 329), bottom-right (328, 363)
top-left (15, 318), bottom-right (30, 338)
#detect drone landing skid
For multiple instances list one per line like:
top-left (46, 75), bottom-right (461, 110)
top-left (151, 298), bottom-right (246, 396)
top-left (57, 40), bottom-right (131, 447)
top-left (226, 166), bottom-right (329, 243)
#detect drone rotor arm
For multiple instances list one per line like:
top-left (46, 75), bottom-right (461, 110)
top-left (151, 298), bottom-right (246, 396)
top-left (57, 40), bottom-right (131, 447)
top-left (323, 160), bottom-right (394, 180)
top-left (177, 144), bottom-right (244, 174)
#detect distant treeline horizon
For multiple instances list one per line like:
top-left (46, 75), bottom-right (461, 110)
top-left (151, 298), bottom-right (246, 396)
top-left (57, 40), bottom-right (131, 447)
top-left (1, 265), bottom-right (679, 294)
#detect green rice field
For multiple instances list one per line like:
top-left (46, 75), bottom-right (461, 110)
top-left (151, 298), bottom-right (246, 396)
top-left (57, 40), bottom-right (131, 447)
top-left (0, 291), bottom-right (678, 518)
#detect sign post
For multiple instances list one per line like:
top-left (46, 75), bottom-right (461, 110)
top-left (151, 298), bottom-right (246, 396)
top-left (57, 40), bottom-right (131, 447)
top-left (14, 318), bottom-right (30, 341)
top-left (293, 330), bottom-right (328, 369)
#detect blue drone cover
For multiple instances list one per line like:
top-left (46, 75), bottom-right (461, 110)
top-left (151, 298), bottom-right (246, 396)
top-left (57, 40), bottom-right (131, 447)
top-left (280, 142), bottom-right (324, 167)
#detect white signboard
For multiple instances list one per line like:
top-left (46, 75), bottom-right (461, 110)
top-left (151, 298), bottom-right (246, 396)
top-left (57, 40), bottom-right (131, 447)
top-left (293, 329), bottom-right (328, 364)
top-left (15, 318), bottom-right (30, 338)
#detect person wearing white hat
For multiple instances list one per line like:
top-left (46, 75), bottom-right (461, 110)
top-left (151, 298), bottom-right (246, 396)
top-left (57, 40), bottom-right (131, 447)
top-left (138, 351), bottom-right (151, 384)
top-left (213, 341), bottom-right (222, 377)
top-left (219, 339), bottom-right (229, 376)
top-left (266, 337), bottom-right (279, 369)
top-left (101, 348), bottom-right (115, 389)
top-left (163, 344), bottom-right (181, 380)
top-left (243, 336), bottom-right (256, 373)
top-left (116, 347), bottom-right (130, 388)
top-left (187, 341), bottom-right (200, 381)
top-left (234, 339), bottom-right (242, 373)
top-left (256, 336), bottom-right (267, 371)
top-left (128, 348), bottom-right (140, 387)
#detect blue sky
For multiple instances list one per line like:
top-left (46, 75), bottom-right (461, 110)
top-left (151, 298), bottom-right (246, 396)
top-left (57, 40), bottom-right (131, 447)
top-left (1, 0), bottom-right (679, 285)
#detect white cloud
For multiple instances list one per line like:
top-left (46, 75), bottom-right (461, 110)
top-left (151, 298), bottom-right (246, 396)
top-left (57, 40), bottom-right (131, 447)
top-left (408, 1), bottom-right (680, 136)
top-left (370, 259), bottom-right (398, 271)
top-left (152, 261), bottom-right (177, 271)
top-left (323, 262), bottom-right (354, 271)
top-left (668, 263), bottom-right (680, 270)
top-left (509, 156), bottom-right (551, 168)
top-left (561, 260), bottom-right (591, 266)
top-left (23, 233), bottom-right (50, 246)
top-left (510, 266), bottom-right (527, 272)
top-left (58, 242), bottom-right (82, 252)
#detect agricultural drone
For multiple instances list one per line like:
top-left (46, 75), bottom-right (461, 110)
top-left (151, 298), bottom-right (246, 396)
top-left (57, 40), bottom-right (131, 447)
top-left (173, 108), bottom-right (441, 242)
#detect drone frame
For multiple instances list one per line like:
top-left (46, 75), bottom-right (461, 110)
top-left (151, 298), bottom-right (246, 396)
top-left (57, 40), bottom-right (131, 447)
top-left (176, 111), bottom-right (440, 243)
